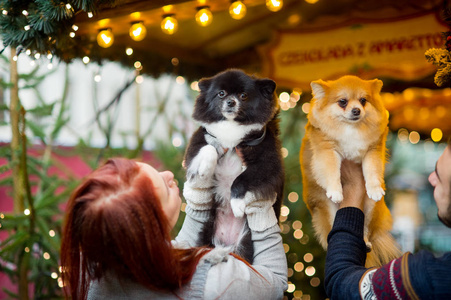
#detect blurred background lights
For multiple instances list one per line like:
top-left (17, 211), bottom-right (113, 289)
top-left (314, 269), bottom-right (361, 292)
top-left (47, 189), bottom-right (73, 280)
top-left (82, 56), bottom-right (90, 64)
top-left (397, 128), bottom-right (409, 143)
top-left (279, 92), bottom-right (290, 103)
top-left (292, 220), bottom-right (302, 229)
top-left (281, 147), bottom-right (289, 158)
top-left (293, 229), bottom-right (303, 239)
top-left (287, 282), bottom-right (296, 293)
top-left (43, 252), bottom-right (50, 260)
top-left (134, 61), bottom-right (142, 69)
top-left (431, 128), bottom-right (443, 142)
top-left (288, 192), bottom-right (299, 203)
top-left (196, 7), bottom-right (213, 26)
top-left (161, 15), bottom-right (178, 34)
top-left (97, 28), bottom-right (114, 48)
top-left (293, 290), bottom-right (303, 298)
top-left (280, 205), bottom-right (290, 217)
top-left (294, 262), bottom-right (304, 272)
top-left (229, 1), bottom-right (247, 19)
top-left (172, 137), bottom-right (182, 147)
top-left (24, 209), bottom-right (30, 215)
top-left (310, 277), bottom-right (321, 287)
top-left (305, 266), bottom-right (316, 276)
top-left (126, 47), bottom-right (133, 55)
top-left (435, 106), bottom-right (446, 118)
top-left (283, 243), bottom-right (290, 253)
top-left (301, 102), bottom-right (311, 114)
top-left (266, 0), bottom-right (283, 12)
top-left (129, 21), bottom-right (147, 41)
top-left (171, 57), bottom-right (179, 66)
top-left (409, 131), bottom-right (420, 144)
top-left (94, 74), bottom-right (102, 82)
top-left (303, 253), bottom-right (314, 263)
top-left (176, 76), bottom-right (185, 85)
top-left (135, 75), bottom-right (144, 84)
top-left (51, 272), bottom-right (58, 279)
top-left (49, 230), bottom-right (55, 237)
top-left (191, 81), bottom-right (200, 91)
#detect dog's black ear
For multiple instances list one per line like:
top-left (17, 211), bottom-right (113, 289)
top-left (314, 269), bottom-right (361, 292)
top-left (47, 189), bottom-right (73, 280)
top-left (257, 79), bottom-right (276, 98)
top-left (198, 78), bottom-right (212, 92)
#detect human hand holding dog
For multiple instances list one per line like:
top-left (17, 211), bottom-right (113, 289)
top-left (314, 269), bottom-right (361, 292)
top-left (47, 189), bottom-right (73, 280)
top-left (339, 160), bottom-right (366, 211)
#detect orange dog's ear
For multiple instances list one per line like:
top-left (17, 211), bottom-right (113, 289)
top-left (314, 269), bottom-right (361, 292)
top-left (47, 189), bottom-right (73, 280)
top-left (310, 80), bottom-right (328, 101)
top-left (370, 79), bottom-right (383, 94)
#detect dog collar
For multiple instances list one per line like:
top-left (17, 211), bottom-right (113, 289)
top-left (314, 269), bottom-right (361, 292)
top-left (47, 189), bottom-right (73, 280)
top-left (241, 127), bottom-right (266, 146)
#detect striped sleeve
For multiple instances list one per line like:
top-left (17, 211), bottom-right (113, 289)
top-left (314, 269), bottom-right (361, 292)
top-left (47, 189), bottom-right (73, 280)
top-left (359, 253), bottom-right (420, 300)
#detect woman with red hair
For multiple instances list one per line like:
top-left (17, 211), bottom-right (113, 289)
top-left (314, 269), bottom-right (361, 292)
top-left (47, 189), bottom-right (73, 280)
top-left (60, 158), bottom-right (287, 299)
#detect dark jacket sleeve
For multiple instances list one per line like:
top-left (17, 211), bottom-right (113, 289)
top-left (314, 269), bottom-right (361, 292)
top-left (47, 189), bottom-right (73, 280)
top-left (324, 207), bottom-right (368, 300)
top-left (325, 208), bottom-right (451, 300)
top-left (408, 250), bottom-right (451, 299)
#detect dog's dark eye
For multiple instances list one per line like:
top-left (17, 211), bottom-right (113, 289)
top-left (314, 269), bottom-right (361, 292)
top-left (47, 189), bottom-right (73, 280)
top-left (218, 90), bottom-right (227, 98)
top-left (360, 97), bottom-right (367, 106)
top-left (338, 99), bottom-right (348, 108)
top-left (239, 93), bottom-right (248, 100)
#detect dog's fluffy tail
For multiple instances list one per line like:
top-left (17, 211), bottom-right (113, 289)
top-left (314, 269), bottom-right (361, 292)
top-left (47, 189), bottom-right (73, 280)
top-left (365, 231), bottom-right (402, 268)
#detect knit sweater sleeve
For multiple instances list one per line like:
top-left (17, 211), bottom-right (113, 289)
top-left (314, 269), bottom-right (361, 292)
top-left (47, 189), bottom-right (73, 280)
top-left (324, 207), bottom-right (368, 300)
top-left (202, 224), bottom-right (288, 299)
top-left (173, 201), bottom-right (212, 248)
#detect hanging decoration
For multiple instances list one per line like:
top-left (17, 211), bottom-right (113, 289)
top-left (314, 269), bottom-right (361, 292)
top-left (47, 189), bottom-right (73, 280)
top-left (229, 1), bottom-right (247, 20)
top-left (161, 15), bottom-right (178, 35)
top-left (195, 6), bottom-right (213, 27)
top-left (266, 0), bottom-right (283, 12)
top-left (129, 21), bottom-right (147, 41)
top-left (97, 28), bottom-right (114, 48)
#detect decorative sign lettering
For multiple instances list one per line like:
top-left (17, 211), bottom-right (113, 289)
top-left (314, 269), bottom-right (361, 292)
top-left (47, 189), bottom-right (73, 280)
top-left (260, 13), bottom-right (449, 89)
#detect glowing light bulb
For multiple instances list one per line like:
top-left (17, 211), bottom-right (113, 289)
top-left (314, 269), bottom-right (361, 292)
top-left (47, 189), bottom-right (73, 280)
top-left (126, 47), bottom-right (133, 56)
top-left (195, 7), bottom-right (213, 27)
top-left (431, 128), bottom-right (443, 142)
top-left (229, 1), bottom-right (247, 19)
top-left (266, 0), bottom-right (283, 12)
top-left (97, 28), bottom-right (114, 48)
top-left (129, 22), bottom-right (147, 41)
top-left (161, 15), bottom-right (178, 35)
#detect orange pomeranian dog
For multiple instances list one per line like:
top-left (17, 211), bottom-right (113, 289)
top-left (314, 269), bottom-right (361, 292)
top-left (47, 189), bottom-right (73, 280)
top-left (300, 75), bottom-right (401, 267)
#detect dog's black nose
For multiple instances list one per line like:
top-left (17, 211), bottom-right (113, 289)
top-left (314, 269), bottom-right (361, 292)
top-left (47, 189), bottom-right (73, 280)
top-left (351, 108), bottom-right (360, 116)
top-left (227, 99), bottom-right (236, 107)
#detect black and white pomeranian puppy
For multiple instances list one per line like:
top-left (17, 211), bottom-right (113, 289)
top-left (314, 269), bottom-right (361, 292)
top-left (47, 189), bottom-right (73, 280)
top-left (184, 69), bottom-right (284, 263)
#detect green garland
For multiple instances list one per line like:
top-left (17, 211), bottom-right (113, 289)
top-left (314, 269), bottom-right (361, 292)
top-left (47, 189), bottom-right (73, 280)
top-left (0, 0), bottom-right (116, 59)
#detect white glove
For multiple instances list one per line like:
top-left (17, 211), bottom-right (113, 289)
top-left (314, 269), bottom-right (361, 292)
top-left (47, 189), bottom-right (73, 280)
top-left (232, 191), bottom-right (278, 232)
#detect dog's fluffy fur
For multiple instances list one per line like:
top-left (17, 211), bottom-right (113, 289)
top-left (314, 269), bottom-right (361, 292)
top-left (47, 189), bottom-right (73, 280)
top-left (184, 69), bottom-right (284, 263)
top-left (300, 75), bottom-right (401, 267)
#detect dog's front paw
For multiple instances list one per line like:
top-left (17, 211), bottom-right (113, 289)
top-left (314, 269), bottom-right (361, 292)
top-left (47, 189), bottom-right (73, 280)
top-left (366, 183), bottom-right (385, 201)
top-left (326, 190), bottom-right (343, 203)
top-left (230, 198), bottom-right (246, 218)
top-left (197, 145), bottom-right (218, 179)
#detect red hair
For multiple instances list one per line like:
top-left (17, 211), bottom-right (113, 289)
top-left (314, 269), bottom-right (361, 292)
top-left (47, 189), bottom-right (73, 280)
top-left (60, 158), bottom-right (208, 299)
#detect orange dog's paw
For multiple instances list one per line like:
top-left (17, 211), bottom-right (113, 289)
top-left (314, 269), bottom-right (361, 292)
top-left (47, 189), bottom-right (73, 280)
top-left (366, 183), bottom-right (385, 201)
top-left (326, 190), bottom-right (343, 203)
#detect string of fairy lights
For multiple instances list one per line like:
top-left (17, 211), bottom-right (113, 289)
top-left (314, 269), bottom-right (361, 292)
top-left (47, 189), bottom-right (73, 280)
top-left (96, 0), bottom-right (285, 48)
